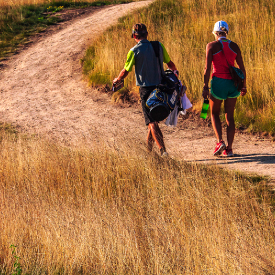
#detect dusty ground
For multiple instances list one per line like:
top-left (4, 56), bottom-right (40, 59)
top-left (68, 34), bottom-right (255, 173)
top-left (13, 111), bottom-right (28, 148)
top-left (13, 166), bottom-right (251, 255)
top-left (0, 1), bottom-right (274, 181)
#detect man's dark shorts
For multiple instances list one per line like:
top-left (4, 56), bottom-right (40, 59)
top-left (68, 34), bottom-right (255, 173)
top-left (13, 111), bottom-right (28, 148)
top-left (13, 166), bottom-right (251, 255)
top-left (139, 86), bottom-right (157, 126)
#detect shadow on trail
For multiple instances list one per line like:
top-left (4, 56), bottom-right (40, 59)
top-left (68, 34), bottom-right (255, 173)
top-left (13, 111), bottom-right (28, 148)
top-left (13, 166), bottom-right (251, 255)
top-left (195, 153), bottom-right (275, 165)
top-left (220, 153), bottom-right (275, 165)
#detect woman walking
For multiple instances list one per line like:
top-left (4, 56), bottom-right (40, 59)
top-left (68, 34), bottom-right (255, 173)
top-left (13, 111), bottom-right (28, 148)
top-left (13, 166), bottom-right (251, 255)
top-left (203, 21), bottom-right (247, 157)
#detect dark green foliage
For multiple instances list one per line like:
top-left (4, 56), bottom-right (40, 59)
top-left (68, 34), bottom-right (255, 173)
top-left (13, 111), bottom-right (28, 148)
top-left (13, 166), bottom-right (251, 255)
top-left (0, 3), bottom-right (60, 58)
top-left (0, 1), bottom-right (127, 59)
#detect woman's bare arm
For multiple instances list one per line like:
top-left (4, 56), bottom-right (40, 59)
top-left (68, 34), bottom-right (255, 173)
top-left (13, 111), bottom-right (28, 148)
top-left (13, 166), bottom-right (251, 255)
top-left (203, 43), bottom-right (213, 98)
top-left (235, 43), bottom-right (247, 96)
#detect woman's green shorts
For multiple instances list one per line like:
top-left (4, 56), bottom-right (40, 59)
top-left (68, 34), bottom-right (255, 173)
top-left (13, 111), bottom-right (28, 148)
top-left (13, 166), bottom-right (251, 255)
top-left (210, 76), bottom-right (240, 100)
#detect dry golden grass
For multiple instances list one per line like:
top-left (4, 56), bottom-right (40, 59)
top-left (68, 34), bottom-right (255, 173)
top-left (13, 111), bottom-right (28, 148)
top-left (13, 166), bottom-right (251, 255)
top-left (0, 128), bottom-right (274, 274)
top-left (0, 0), bottom-right (275, 272)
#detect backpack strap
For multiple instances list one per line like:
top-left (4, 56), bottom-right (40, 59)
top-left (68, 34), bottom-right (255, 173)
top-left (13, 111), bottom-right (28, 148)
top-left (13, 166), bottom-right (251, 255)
top-left (219, 40), bottom-right (231, 68)
top-left (150, 41), bottom-right (164, 77)
top-left (150, 41), bottom-right (160, 58)
top-left (219, 40), bottom-right (230, 70)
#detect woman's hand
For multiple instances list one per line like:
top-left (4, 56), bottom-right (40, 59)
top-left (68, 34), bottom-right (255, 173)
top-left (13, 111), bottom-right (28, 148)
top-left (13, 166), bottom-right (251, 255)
top-left (240, 87), bottom-right (247, 96)
top-left (202, 87), bottom-right (209, 99)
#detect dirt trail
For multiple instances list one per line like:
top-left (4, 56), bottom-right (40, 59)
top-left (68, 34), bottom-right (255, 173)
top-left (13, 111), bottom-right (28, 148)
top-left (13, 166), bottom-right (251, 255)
top-left (0, 1), bottom-right (274, 180)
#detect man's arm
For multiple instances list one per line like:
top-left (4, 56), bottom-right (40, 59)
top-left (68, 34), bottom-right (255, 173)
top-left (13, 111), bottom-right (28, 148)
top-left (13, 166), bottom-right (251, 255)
top-left (113, 49), bottom-right (134, 84)
top-left (160, 43), bottom-right (178, 74)
top-left (113, 69), bottom-right (129, 84)
top-left (166, 60), bottom-right (177, 72)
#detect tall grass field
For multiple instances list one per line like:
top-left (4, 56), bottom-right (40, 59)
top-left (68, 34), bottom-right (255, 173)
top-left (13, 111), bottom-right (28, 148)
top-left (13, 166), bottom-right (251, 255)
top-left (82, 0), bottom-right (275, 134)
top-left (0, 126), bottom-right (274, 274)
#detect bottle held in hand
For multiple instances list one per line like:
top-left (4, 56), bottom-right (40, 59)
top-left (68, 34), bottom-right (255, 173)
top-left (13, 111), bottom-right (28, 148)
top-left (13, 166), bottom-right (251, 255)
top-left (200, 98), bottom-right (209, 119)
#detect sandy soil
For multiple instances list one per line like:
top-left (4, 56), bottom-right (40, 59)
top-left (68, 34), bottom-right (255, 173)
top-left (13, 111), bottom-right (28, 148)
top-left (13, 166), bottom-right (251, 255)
top-left (0, 1), bottom-right (274, 181)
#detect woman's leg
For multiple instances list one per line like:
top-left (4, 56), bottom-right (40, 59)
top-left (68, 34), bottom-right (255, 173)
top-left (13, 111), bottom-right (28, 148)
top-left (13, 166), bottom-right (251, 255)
top-left (224, 97), bottom-right (237, 150)
top-left (209, 95), bottom-right (223, 142)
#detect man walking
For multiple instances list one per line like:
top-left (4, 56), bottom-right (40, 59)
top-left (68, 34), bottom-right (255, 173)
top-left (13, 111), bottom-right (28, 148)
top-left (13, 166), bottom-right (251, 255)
top-left (113, 23), bottom-right (178, 156)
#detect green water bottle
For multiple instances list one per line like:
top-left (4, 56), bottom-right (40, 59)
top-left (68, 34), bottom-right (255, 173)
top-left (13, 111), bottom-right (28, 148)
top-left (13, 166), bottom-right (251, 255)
top-left (200, 98), bottom-right (209, 119)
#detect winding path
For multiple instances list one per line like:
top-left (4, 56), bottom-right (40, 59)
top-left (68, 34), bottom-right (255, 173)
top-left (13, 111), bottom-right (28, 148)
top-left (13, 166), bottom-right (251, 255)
top-left (0, 1), bottom-right (274, 180)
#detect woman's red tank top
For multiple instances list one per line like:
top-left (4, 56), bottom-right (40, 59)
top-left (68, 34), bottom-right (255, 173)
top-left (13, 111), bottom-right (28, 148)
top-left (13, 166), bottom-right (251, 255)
top-left (212, 39), bottom-right (237, 80)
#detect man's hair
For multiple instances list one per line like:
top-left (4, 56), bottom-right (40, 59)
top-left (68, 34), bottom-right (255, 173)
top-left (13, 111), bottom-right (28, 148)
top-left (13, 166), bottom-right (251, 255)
top-left (132, 23), bottom-right (148, 39)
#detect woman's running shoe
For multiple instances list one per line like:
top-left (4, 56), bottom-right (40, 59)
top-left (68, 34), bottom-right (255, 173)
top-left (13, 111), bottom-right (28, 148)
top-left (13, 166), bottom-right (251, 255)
top-left (213, 140), bottom-right (226, 156)
top-left (222, 148), bottom-right (234, 157)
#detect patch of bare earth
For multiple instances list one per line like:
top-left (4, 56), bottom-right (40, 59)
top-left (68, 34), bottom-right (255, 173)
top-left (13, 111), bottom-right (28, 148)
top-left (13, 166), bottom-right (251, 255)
top-left (0, 0), bottom-right (274, 182)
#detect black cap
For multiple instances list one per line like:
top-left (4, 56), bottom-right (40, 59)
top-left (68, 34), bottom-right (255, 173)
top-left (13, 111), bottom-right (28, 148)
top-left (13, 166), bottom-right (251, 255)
top-left (131, 23), bottom-right (148, 38)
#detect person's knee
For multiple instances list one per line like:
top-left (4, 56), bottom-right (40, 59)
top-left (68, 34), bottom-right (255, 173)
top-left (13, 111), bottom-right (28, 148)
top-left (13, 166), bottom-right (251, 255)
top-left (210, 105), bottom-right (221, 118)
top-left (211, 111), bottom-right (220, 120)
top-left (226, 115), bottom-right (235, 126)
top-left (148, 121), bottom-right (158, 129)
